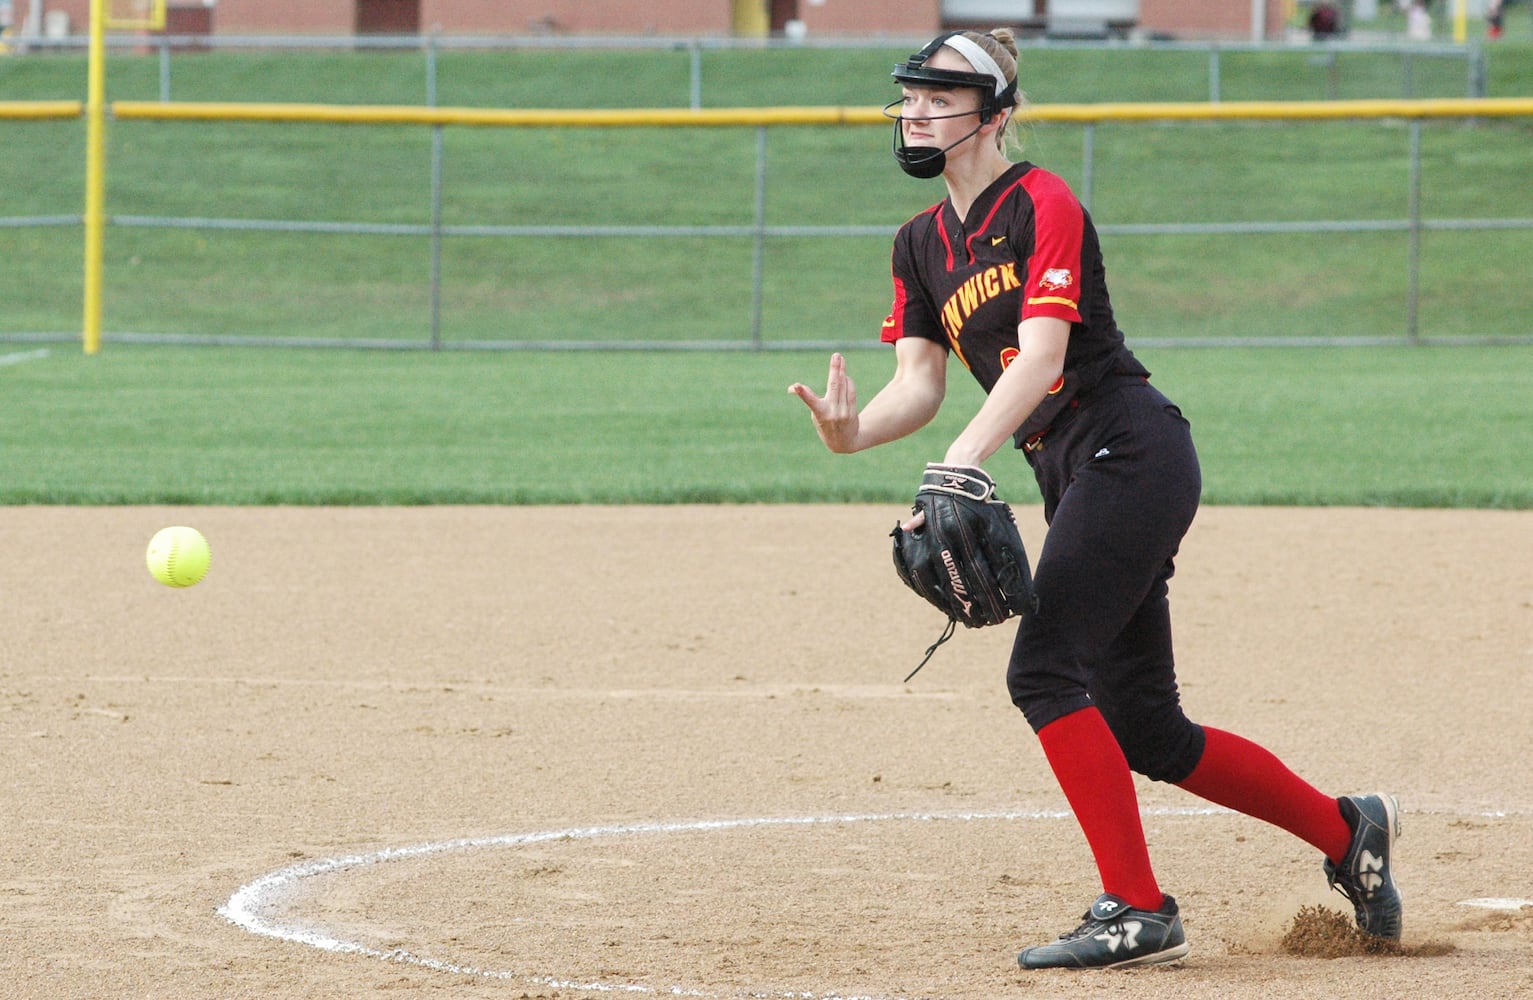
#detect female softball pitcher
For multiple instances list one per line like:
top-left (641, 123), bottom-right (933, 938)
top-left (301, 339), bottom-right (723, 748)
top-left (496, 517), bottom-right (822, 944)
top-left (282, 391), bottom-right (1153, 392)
top-left (788, 28), bottom-right (1402, 969)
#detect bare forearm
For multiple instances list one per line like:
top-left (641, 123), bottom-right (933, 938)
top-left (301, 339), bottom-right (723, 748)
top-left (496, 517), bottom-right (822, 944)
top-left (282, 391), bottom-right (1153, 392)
top-left (944, 317), bottom-right (1069, 466)
top-left (789, 338), bottom-right (947, 454)
top-left (942, 367), bottom-right (1053, 465)
top-left (848, 375), bottom-right (944, 451)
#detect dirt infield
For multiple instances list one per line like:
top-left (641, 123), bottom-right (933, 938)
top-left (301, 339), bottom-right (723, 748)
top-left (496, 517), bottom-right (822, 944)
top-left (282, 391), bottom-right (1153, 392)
top-left (4, 505), bottom-right (1531, 1000)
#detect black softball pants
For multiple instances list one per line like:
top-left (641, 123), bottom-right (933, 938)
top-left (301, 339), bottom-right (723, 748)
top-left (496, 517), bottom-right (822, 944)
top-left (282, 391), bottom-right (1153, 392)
top-left (1007, 379), bottom-right (1207, 784)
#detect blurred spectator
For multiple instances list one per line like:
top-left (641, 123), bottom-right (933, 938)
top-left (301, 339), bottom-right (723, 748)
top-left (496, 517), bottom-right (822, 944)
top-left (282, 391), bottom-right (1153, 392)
top-left (1308, 2), bottom-right (1343, 38)
top-left (1487, 0), bottom-right (1504, 39)
top-left (1405, 1), bottom-right (1432, 39)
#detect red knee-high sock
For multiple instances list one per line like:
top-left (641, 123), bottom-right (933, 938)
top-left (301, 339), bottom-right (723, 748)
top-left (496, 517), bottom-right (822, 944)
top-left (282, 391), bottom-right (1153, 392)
top-left (1036, 707), bottom-right (1163, 911)
top-left (1177, 726), bottom-right (1351, 862)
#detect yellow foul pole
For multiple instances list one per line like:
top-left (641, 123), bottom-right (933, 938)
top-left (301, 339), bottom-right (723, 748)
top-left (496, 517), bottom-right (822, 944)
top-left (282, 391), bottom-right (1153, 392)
top-left (82, 0), bottom-right (107, 354)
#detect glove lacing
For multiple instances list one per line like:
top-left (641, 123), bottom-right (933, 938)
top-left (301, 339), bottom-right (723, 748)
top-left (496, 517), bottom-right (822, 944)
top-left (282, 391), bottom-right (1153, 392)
top-left (903, 617), bottom-right (958, 683)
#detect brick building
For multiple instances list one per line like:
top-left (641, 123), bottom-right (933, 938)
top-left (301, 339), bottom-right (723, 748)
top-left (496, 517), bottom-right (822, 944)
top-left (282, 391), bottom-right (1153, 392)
top-left (15, 1), bottom-right (1288, 42)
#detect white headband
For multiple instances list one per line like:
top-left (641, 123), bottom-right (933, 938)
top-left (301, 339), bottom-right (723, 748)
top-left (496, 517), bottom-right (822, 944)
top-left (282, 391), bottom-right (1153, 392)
top-left (942, 35), bottom-right (1009, 99)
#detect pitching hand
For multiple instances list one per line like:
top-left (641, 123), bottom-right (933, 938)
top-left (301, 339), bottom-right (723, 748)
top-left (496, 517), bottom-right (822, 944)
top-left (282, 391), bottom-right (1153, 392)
top-left (788, 353), bottom-right (862, 454)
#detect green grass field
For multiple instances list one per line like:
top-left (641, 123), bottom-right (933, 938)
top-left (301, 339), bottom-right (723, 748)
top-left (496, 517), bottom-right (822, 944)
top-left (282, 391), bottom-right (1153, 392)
top-left (2, 342), bottom-right (1530, 508)
top-left (1, 40), bottom-right (1530, 508)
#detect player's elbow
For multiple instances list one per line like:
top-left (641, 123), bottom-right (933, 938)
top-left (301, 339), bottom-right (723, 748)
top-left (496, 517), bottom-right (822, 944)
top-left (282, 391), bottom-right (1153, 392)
top-left (1017, 317), bottom-right (1071, 376)
top-left (899, 381), bottom-right (945, 433)
top-left (914, 377), bottom-right (946, 411)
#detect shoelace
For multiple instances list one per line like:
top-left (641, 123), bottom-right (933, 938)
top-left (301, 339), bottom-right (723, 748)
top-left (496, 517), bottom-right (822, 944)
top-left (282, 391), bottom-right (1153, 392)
top-left (1329, 870), bottom-right (1368, 905)
top-left (1057, 912), bottom-right (1103, 941)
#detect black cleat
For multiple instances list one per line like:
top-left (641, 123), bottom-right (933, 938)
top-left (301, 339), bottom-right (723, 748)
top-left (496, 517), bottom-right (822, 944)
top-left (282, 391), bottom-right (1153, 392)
top-left (1324, 793), bottom-right (1403, 941)
top-left (1018, 893), bottom-right (1190, 970)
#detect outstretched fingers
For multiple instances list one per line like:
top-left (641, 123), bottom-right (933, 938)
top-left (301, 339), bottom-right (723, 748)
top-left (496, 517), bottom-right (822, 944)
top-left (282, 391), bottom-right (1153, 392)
top-left (790, 353), bottom-right (842, 403)
top-left (789, 353), bottom-right (860, 452)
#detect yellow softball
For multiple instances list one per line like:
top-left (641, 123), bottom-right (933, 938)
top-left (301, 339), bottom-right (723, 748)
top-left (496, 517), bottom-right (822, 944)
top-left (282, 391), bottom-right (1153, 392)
top-left (146, 526), bottom-right (212, 588)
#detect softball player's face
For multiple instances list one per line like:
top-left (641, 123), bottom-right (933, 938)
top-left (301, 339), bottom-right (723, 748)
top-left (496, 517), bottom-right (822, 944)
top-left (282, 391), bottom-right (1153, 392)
top-left (898, 52), bottom-right (986, 150)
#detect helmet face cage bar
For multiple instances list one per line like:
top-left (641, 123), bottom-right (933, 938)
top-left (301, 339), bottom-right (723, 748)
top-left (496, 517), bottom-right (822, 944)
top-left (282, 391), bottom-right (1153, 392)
top-left (889, 31), bottom-right (1017, 124)
top-left (880, 97), bottom-right (993, 125)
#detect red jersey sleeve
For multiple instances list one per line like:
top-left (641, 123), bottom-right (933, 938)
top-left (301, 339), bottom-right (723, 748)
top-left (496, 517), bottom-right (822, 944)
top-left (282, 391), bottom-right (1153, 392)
top-left (1017, 170), bottom-right (1085, 325)
top-left (880, 271), bottom-right (913, 343)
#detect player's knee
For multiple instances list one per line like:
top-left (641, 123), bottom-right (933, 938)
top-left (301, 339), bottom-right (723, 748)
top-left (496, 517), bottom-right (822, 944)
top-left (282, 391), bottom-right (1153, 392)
top-left (1007, 656), bottom-right (1091, 732)
top-left (1098, 704), bottom-right (1205, 784)
top-left (1007, 621), bottom-right (1103, 730)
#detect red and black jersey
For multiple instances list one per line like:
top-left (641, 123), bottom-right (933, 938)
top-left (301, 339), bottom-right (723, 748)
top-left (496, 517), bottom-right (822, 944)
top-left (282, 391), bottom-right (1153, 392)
top-left (881, 162), bottom-right (1148, 445)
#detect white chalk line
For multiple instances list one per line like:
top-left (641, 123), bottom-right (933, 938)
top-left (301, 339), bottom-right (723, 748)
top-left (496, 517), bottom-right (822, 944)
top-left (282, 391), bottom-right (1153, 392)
top-left (217, 809), bottom-right (1153, 1000)
top-left (79, 673), bottom-right (950, 702)
top-left (220, 805), bottom-right (1531, 1000)
top-left (0, 348), bottom-right (49, 367)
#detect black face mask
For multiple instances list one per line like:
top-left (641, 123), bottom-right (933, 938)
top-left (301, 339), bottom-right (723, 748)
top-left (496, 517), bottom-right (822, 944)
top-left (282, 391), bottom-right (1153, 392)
top-left (884, 100), bottom-right (989, 180)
